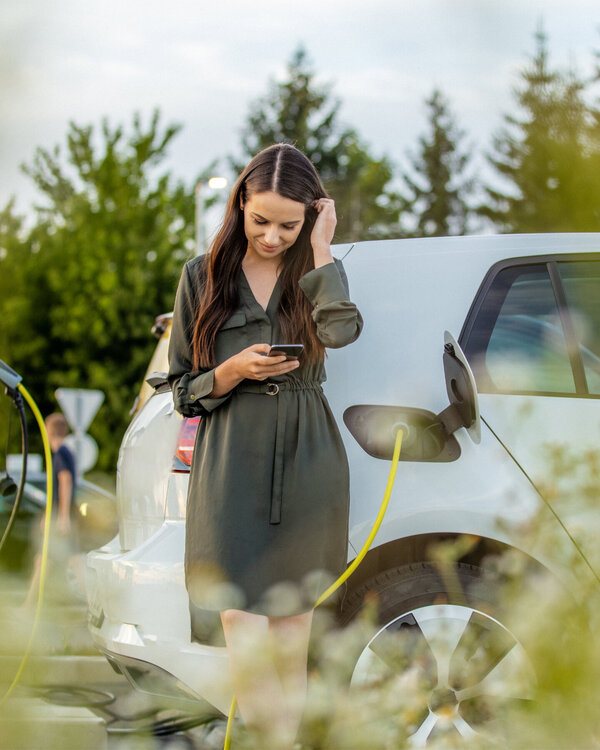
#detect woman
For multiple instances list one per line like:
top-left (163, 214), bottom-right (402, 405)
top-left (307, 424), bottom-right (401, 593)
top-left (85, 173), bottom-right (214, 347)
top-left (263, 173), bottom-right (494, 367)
top-left (168, 143), bottom-right (362, 748)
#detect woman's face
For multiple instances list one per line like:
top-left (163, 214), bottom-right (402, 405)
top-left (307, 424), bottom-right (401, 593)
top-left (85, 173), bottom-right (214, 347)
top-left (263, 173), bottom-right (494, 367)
top-left (242, 190), bottom-right (306, 263)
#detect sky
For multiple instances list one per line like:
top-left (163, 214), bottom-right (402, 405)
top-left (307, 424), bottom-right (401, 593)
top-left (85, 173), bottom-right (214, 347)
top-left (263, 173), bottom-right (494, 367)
top-left (2, 0), bottom-right (599, 219)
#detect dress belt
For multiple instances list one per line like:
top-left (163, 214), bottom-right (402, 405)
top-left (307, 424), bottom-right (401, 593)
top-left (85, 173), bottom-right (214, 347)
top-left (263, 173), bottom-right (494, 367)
top-left (236, 380), bottom-right (323, 524)
top-left (236, 380), bottom-right (323, 395)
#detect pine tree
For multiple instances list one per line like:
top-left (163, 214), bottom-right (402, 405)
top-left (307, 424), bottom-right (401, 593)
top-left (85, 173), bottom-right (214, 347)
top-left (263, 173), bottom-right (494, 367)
top-left (481, 29), bottom-right (600, 232)
top-left (400, 88), bottom-right (475, 237)
top-left (236, 47), bottom-right (403, 242)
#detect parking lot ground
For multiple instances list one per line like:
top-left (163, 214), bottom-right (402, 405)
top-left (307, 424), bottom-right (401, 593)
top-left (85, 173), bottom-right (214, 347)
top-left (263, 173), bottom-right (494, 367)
top-left (0, 677), bottom-right (228, 750)
top-left (0, 692), bottom-right (107, 750)
top-left (0, 575), bottom-right (226, 750)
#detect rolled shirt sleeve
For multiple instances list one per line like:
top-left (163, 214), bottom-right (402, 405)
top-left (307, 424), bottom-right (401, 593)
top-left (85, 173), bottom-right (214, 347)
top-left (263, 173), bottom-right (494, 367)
top-left (168, 259), bottom-right (233, 417)
top-left (299, 258), bottom-right (363, 348)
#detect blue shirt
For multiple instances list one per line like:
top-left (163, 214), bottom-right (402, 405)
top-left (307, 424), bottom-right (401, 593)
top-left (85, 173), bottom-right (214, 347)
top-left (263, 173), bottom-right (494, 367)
top-left (51, 443), bottom-right (76, 515)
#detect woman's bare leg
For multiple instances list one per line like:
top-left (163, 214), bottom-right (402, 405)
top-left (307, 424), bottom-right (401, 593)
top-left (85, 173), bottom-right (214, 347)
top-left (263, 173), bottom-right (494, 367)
top-left (269, 610), bottom-right (314, 744)
top-left (221, 608), bottom-right (296, 748)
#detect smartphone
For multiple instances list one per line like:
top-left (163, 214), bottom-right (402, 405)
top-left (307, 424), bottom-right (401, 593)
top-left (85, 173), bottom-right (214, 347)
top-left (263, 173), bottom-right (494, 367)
top-left (268, 344), bottom-right (304, 360)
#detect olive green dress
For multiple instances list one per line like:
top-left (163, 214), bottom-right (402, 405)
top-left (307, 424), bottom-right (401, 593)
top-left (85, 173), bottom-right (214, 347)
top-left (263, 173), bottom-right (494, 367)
top-left (167, 256), bottom-right (363, 619)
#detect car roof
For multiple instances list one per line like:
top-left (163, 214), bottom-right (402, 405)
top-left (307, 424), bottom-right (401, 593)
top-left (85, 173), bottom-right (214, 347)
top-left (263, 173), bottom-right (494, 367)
top-left (340, 232), bottom-right (600, 260)
top-left (325, 233), bottom-right (600, 415)
top-left (339, 233), bottom-right (600, 333)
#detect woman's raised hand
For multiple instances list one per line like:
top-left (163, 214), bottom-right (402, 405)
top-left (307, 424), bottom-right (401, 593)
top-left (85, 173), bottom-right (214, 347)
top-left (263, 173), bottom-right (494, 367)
top-left (211, 344), bottom-right (299, 397)
top-left (310, 198), bottom-right (336, 267)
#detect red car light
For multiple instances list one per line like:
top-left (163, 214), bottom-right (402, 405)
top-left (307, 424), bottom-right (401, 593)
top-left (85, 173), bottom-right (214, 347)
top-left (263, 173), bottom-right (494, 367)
top-left (172, 417), bottom-right (201, 472)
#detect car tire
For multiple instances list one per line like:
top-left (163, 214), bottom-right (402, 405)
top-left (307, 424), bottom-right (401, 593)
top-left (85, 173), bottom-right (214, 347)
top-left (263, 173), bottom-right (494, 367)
top-left (340, 562), bottom-right (535, 746)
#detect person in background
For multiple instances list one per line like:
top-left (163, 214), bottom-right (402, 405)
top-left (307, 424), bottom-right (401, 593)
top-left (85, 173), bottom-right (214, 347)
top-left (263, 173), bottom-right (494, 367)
top-left (23, 412), bottom-right (86, 606)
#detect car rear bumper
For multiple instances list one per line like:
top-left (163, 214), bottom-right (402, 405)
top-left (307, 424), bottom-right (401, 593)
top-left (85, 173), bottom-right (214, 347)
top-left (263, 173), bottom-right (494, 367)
top-left (86, 522), bottom-right (232, 713)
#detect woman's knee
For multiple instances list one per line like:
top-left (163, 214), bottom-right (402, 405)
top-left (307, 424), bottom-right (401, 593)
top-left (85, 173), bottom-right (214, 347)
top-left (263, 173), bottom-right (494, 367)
top-left (221, 608), bottom-right (267, 633)
top-left (269, 609), bottom-right (313, 630)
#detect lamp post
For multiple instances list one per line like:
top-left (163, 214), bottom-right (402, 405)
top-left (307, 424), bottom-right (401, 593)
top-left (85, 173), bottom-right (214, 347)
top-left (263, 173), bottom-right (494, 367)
top-left (195, 176), bottom-right (228, 256)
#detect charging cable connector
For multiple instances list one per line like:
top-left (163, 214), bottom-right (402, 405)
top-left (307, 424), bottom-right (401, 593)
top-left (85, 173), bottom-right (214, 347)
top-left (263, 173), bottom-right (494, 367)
top-left (0, 360), bottom-right (22, 392)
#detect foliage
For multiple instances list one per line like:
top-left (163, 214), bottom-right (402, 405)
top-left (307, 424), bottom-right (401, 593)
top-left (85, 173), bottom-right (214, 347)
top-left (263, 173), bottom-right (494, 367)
top-left (0, 201), bottom-right (31, 456)
top-left (480, 28), bottom-right (600, 232)
top-left (489, 445), bottom-right (600, 749)
top-left (235, 46), bottom-right (404, 242)
top-left (400, 88), bottom-right (476, 237)
top-left (1, 111), bottom-right (198, 469)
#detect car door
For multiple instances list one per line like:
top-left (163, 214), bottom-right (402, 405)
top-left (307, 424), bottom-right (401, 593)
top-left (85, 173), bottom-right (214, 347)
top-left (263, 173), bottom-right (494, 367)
top-left (460, 254), bottom-right (600, 577)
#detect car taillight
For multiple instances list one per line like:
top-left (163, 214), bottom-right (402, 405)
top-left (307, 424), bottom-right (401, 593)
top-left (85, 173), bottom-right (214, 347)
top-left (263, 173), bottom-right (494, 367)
top-left (172, 417), bottom-right (201, 472)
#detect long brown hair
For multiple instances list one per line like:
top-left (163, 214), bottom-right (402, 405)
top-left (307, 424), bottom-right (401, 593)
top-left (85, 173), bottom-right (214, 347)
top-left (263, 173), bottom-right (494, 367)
top-left (192, 144), bottom-right (329, 369)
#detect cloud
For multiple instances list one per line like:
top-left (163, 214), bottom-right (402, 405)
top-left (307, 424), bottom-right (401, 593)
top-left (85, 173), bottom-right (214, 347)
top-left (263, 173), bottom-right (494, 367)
top-left (175, 41), bottom-right (226, 67)
top-left (2, 0), bottom-right (599, 214)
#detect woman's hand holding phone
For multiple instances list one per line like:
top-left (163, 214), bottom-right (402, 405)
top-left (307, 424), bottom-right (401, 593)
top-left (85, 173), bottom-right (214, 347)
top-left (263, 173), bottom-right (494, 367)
top-left (211, 344), bottom-right (299, 396)
top-left (267, 344), bottom-right (303, 360)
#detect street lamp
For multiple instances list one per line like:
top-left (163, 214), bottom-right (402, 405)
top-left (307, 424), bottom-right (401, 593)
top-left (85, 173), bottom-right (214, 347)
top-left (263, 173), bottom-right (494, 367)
top-left (195, 176), bottom-right (229, 256)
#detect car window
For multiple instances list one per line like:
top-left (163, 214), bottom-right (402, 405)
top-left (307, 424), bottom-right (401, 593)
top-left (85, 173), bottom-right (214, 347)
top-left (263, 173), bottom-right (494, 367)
top-left (484, 267), bottom-right (574, 394)
top-left (464, 258), bottom-right (600, 397)
top-left (558, 261), bottom-right (600, 395)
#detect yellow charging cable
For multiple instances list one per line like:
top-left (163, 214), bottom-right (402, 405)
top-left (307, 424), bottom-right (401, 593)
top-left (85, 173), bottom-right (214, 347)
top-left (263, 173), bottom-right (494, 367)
top-left (315, 428), bottom-right (404, 608)
top-left (223, 428), bottom-right (404, 749)
top-left (0, 383), bottom-right (53, 706)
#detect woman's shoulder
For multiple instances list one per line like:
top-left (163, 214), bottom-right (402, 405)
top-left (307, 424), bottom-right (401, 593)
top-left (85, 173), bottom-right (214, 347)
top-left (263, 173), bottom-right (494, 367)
top-left (182, 254), bottom-right (209, 288)
top-left (184, 254), bottom-right (209, 275)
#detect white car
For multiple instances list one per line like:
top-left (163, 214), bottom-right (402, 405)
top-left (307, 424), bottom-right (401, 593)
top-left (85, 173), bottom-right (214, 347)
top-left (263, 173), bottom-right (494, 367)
top-left (87, 233), bottom-right (600, 742)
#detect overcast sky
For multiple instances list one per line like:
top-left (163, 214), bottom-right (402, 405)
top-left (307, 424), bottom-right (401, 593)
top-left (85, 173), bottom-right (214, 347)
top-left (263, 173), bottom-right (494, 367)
top-left (2, 0), bottom-right (599, 217)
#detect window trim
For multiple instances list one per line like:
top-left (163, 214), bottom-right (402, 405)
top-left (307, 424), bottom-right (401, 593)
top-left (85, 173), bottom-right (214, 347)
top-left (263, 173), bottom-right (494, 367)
top-left (459, 252), bottom-right (600, 400)
top-left (546, 261), bottom-right (589, 393)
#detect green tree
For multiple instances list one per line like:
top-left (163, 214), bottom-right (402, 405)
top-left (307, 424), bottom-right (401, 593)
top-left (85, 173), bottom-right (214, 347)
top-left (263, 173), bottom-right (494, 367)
top-left (481, 29), bottom-right (600, 232)
top-left (2, 111), bottom-right (201, 470)
top-left (0, 200), bottom-right (31, 452)
top-left (236, 46), bottom-right (403, 241)
top-left (0, 200), bottom-right (29, 362)
top-left (400, 88), bottom-right (475, 237)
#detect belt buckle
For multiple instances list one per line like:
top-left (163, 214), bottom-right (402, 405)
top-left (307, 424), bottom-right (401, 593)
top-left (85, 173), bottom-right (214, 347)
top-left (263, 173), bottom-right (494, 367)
top-left (265, 382), bottom-right (280, 396)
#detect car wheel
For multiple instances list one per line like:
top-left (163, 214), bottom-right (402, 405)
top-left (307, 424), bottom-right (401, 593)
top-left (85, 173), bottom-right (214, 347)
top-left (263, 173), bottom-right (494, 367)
top-left (341, 562), bottom-right (535, 746)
